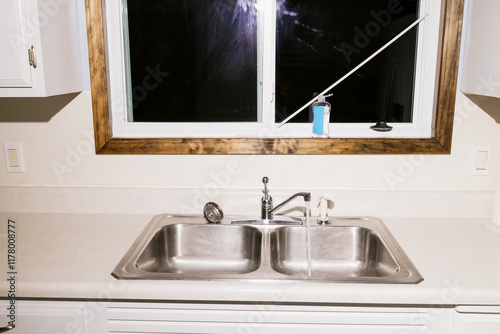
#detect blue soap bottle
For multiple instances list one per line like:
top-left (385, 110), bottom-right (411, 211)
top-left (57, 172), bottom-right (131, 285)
top-left (311, 95), bottom-right (331, 138)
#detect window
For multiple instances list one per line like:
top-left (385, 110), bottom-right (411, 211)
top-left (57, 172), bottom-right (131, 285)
top-left (105, 0), bottom-right (443, 139)
top-left (85, 0), bottom-right (463, 153)
top-left (123, 0), bottom-right (259, 124)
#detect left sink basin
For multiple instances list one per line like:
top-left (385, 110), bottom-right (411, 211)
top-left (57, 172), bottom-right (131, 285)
top-left (113, 215), bottom-right (262, 279)
top-left (136, 224), bottom-right (262, 275)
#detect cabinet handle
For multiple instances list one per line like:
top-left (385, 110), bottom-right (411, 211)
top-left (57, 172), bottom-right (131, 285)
top-left (28, 45), bottom-right (37, 69)
top-left (0, 325), bottom-right (14, 333)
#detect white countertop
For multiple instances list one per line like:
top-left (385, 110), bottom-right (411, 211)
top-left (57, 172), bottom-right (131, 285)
top-left (1, 212), bottom-right (500, 306)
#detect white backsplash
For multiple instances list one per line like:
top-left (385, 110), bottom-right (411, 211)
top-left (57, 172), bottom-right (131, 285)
top-left (0, 185), bottom-right (492, 217)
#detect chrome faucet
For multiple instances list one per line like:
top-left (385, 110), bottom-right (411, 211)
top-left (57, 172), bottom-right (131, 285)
top-left (261, 177), bottom-right (311, 220)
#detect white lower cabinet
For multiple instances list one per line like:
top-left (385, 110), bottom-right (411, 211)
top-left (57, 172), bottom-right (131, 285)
top-left (4, 301), bottom-right (500, 333)
top-left (8, 301), bottom-right (488, 334)
top-left (452, 306), bottom-right (500, 333)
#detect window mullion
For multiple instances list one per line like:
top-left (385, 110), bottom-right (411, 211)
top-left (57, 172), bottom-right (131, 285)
top-left (261, 0), bottom-right (276, 129)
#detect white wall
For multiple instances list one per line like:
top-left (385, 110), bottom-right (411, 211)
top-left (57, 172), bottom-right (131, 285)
top-left (1, 0), bottom-right (498, 216)
top-left (0, 91), bottom-right (499, 217)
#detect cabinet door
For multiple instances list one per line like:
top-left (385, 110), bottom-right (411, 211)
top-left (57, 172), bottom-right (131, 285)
top-left (460, 0), bottom-right (500, 98)
top-left (453, 307), bottom-right (500, 333)
top-left (0, 0), bottom-right (32, 88)
top-left (0, 301), bottom-right (104, 334)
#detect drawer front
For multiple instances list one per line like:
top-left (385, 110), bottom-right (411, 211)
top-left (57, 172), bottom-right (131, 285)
top-left (107, 303), bottom-right (452, 334)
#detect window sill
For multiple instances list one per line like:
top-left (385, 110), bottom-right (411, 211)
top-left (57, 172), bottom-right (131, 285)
top-left (97, 137), bottom-right (450, 154)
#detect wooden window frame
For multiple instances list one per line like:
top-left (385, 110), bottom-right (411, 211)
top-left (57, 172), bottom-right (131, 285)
top-left (85, 0), bottom-right (464, 155)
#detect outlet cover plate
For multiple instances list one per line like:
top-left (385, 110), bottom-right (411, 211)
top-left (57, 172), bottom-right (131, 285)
top-left (3, 143), bottom-right (24, 173)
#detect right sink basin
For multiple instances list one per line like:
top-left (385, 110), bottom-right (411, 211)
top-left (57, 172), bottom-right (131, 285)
top-left (270, 226), bottom-right (400, 279)
top-left (267, 217), bottom-right (422, 283)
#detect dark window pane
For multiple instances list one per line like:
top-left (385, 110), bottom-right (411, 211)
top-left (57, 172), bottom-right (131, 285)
top-left (126, 0), bottom-right (258, 122)
top-left (276, 0), bottom-right (419, 123)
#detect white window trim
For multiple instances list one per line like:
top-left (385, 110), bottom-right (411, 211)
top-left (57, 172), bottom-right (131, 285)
top-left (104, 0), bottom-right (443, 139)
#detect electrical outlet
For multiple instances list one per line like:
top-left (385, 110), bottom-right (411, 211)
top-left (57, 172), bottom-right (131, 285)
top-left (3, 143), bottom-right (24, 173)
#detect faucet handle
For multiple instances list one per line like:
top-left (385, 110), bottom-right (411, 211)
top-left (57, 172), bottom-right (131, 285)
top-left (262, 176), bottom-right (270, 200)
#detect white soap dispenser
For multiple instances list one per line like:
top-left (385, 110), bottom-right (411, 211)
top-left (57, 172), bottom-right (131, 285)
top-left (317, 193), bottom-right (335, 225)
top-left (311, 94), bottom-right (332, 138)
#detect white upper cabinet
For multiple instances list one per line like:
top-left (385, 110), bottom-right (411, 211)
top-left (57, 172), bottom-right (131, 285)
top-left (0, 0), bottom-right (32, 88)
top-left (460, 0), bottom-right (500, 98)
top-left (0, 0), bottom-right (83, 97)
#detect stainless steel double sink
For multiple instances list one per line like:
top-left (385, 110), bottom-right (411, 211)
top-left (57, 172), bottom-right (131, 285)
top-left (112, 215), bottom-right (423, 283)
